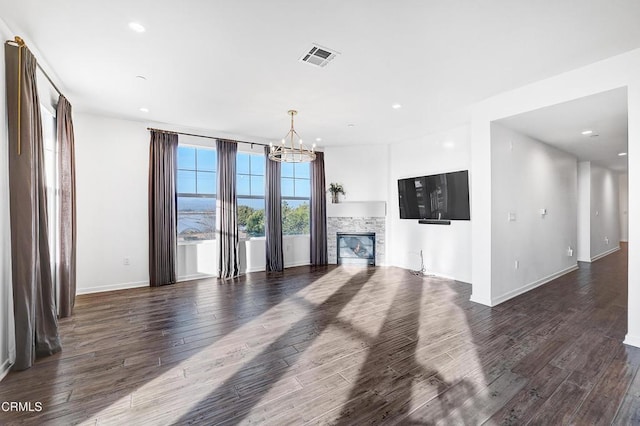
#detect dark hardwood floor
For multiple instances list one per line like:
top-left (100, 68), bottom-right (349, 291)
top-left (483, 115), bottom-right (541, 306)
top-left (1, 244), bottom-right (639, 425)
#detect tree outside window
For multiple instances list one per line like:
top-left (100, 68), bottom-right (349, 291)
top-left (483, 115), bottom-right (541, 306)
top-left (237, 152), bottom-right (266, 238)
top-left (281, 162), bottom-right (310, 235)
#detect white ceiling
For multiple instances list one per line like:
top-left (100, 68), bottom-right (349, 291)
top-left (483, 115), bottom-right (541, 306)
top-left (497, 88), bottom-right (628, 172)
top-left (1, 1), bottom-right (640, 148)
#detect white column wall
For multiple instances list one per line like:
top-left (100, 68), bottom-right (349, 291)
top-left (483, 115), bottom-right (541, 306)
top-left (589, 164), bottom-right (621, 260)
top-left (577, 162), bottom-right (591, 261)
top-left (627, 81), bottom-right (640, 347)
top-left (619, 173), bottom-right (629, 242)
top-left (469, 48), bottom-right (640, 348)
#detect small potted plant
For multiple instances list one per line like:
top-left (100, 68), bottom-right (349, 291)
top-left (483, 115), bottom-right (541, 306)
top-left (328, 183), bottom-right (345, 203)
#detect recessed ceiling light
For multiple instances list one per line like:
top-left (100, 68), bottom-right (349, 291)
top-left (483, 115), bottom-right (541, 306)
top-left (443, 141), bottom-right (455, 149)
top-left (392, 103), bottom-right (402, 109)
top-left (129, 22), bottom-right (146, 33)
top-left (136, 75), bottom-right (147, 81)
top-left (618, 152), bottom-right (628, 156)
top-left (140, 107), bottom-right (149, 113)
top-left (581, 130), bottom-right (593, 135)
top-left (315, 137), bottom-right (322, 142)
top-left (347, 124), bottom-right (355, 127)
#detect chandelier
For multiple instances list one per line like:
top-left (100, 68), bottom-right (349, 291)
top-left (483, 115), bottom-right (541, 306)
top-left (268, 110), bottom-right (316, 163)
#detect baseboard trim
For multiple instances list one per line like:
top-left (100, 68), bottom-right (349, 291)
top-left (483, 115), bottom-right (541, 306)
top-left (284, 261), bottom-right (311, 268)
top-left (591, 246), bottom-right (620, 262)
top-left (427, 271), bottom-right (470, 284)
top-left (0, 358), bottom-right (12, 382)
top-left (491, 264), bottom-right (579, 306)
top-left (178, 273), bottom-right (215, 282)
top-left (469, 295), bottom-right (493, 307)
top-left (244, 261), bottom-right (311, 274)
top-left (76, 280), bottom-right (149, 295)
top-left (624, 334), bottom-right (640, 349)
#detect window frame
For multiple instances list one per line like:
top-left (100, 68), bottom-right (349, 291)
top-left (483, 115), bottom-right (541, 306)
top-left (281, 162), bottom-right (311, 236)
top-left (176, 144), bottom-right (217, 243)
top-left (236, 151), bottom-right (267, 239)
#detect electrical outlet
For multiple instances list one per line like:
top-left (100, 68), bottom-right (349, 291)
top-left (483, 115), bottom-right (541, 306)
top-left (567, 247), bottom-right (573, 257)
top-left (123, 257), bottom-right (130, 266)
top-left (604, 237), bottom-right (609, 245)
top-left (514, 260), bottom-right (519, 269)
top-left (508, 212), bottom-right (516, 222)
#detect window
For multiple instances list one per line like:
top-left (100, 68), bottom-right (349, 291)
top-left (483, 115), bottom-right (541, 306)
top-left (281, 162), bottom-right (310, 235)
top-left (237, 152), bottom-right (265, 238)
top-left (177, 147), bottom-right (310, 240)
top-left (177, 146), bottom-right (217, 241)
top-left (41, 104), bottom-right (59, 308)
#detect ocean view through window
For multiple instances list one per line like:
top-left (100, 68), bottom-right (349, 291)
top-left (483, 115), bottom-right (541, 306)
top-left (177, 146), bottom-right (216, 242)
top-left (177, 145), bottom-right (311, 242)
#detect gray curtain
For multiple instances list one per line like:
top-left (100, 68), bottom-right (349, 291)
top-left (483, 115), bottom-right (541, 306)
top-left (57, 95), bottom-right (76, 318)
top-left (310, 151), bottom-right (328, 265)
top-left (148, 130), bottom-right (178, 286)
top-left (264, 147), bottom-right (283, 272)
top-left (5, 42), bottom-right (61, 370)
top-left (216, 139), bottom-right (239, 279)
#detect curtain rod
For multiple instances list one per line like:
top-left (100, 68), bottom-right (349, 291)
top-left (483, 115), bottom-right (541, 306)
top-left (147, 127), bottom-right (271, 148)
top-left (5, 36), bottom-right (64, 97)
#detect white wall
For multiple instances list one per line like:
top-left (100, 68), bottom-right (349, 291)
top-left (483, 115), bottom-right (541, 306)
top-left (469, 48), bottom-right (640, 348)
top-left (74, 114), bottom-right (311, 293)
top-left (589, 164), bottom-right (620, 259)
top-left (324, 144), bottom-right (389, 202)
top-left (387, 125), bottom-right (472, 282)
top-left (0, 18), bottom-right (16, 379)
top-left (74, 113), bottom-right (150, 293)
top-left (490, 123), bottom-right (578, 304)
top-left (619, 173), bottom-right (629, 242)
top-left (578, 162), bottom-right (621, 261)
top-left (577, 162), bottom-right (591, 261)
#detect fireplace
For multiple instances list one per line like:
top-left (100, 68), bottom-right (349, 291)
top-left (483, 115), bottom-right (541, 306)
top-left (337, 232), bottom-right (375, 266)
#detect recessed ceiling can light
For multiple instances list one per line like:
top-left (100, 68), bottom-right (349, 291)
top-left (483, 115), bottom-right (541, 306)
top-left (347, 124), bottom-right (355, 127)
top-left (129, 22), bottom-right (146, 33)
top-left (581, 130), bottom-right (593, 135)
top-left (315, 137), bottom-right (322, 142)
top-left (392, 103), bottom-right (402, 109)
top-left (618, 152), bottom-right (628, 156)
top-left (140, 107), bottom-right (149, 113)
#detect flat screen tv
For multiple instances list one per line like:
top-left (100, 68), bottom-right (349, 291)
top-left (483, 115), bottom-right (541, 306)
top-left (398, 170), bottom-right (470, 220)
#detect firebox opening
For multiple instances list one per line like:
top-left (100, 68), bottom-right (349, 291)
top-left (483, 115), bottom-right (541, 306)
top-left (337, 232), bottom-right (375, 266)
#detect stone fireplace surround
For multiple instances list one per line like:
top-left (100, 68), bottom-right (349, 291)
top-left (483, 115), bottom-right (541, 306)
top-left (327, 201), bottom-right (386, 265)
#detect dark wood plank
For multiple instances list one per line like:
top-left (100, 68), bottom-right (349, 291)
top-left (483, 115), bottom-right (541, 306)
top-left (0, 245), bottom-right (636, 425)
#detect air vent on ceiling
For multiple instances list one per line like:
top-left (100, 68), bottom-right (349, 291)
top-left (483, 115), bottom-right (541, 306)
top-left (299, 44), bottom-right (340, 68)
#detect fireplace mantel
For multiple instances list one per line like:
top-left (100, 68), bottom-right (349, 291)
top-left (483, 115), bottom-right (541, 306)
top-left (327, 201), bottom-right (386, 218)
top-left (327, 201), bottom-right (386, 265)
